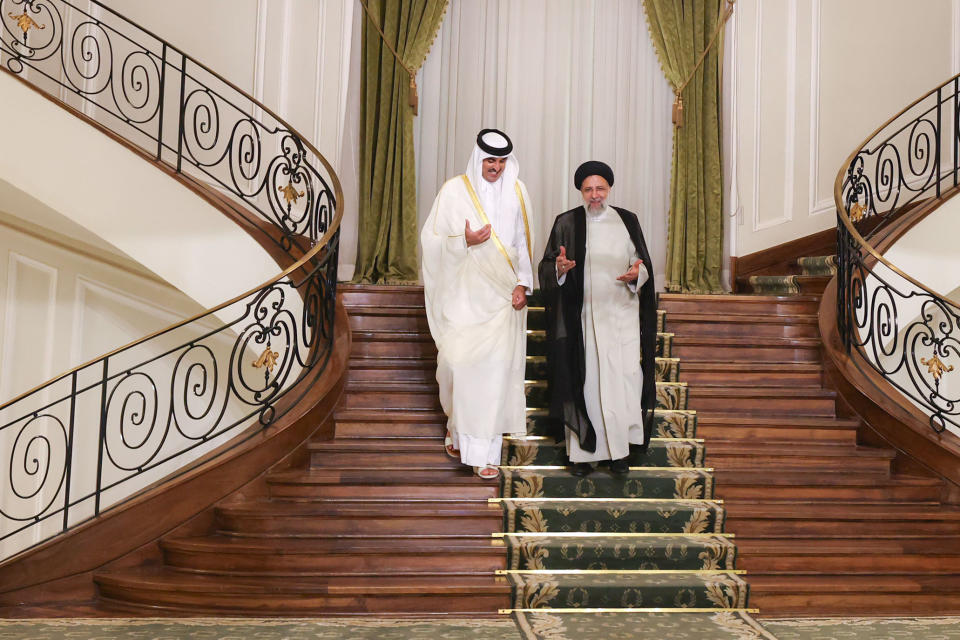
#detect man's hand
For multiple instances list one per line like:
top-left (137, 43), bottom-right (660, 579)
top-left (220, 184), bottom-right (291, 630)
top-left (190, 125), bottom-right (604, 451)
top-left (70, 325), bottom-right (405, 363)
top-left (512, 285), bottom-right (527, 310)
top-left (556, 246), bottom-right (576, 278)
top-left (465, 220), bottom-right (491, 246)
top-left (617, 259), bottom-right (644, 283)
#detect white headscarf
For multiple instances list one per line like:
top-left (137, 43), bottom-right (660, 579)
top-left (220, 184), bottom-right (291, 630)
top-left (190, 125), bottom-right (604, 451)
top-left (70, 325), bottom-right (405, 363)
top-left (465, 130), bottom-right (521, 229)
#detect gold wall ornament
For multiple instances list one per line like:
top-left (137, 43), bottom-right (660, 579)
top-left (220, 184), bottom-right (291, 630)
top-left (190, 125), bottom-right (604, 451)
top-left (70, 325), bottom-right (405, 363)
top-left (9, 11), bottom-right (45, 39)
top-left (849, 201), bottom-right (866, 222)
top-left (278, 182), bottom-right (304, 206)
top-left (252, 346), bottom-right (279, 372)
top-left (921, 354), bottom-right (954, 381)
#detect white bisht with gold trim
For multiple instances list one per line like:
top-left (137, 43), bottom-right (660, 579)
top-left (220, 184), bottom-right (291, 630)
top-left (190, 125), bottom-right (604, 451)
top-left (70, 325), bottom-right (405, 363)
top-left (420, 175), bottom-right (533, 467)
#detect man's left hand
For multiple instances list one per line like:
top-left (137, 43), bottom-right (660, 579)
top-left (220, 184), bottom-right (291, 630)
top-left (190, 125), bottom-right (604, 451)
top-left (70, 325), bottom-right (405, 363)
top-left (512, 285), bottom-right (527, 310)
top-left (617, 259), bottom-right (644, 283)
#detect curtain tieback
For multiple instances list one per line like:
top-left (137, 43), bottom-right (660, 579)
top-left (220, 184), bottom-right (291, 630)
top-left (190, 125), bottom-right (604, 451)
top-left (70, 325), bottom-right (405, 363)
top-left (359, 0), bottom-right (420, 115)
top-left (672, 0), bottom-right (736, 128)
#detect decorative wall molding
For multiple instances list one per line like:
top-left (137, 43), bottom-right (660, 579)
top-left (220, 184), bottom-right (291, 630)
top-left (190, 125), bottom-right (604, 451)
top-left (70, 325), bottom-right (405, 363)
top-left (68, 274), bottom-right (184, 366)
top-left (0, 253), bottom-right (58, 401)
top-left (807, 0), bottom-right (960, 220)
top-left (0, 225), bottom-right (216, 405)
top-left (252, 0), bottom-right (269, 120)
top-left (313, 0), bottom-right (328, 146)
top-left (780, 0), bottom-right (799, 226)
top-left (750, 0), bottom-right (778, 231)
top-left (0, 215), bottom-right (168, 286)
top-left (953, 0), bottom-right (960, 76)
top-left (725, 3), bottom-right (741, 259)
top-left (277, 0), bottom-right (293, 119)
top-left (807, 0), bottom-right (833, 218)
top-left (313, 0), bottom-right (355, 163)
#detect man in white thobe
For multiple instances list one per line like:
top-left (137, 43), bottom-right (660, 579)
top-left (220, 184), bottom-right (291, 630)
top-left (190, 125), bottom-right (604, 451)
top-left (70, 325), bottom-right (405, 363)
top-left (420, 129), bottom-right (534, 478)
top-left (538, 161), bottom-right (658, 477)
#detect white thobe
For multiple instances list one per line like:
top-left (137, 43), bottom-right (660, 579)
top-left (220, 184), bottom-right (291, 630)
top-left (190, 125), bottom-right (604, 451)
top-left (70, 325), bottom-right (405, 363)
top-left (562, 205), bottom-right (649, 463)
top-left (477, 176), bottom-right (533, 293)
top-left (420, 176), bottom-right (533, 467)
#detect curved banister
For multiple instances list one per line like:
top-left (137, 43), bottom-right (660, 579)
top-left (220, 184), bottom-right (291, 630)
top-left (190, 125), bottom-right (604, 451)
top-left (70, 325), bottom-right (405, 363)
top-left (834, 71), bottom-right (960, 435)
top-left (0, 0), bottom-right (344, 561)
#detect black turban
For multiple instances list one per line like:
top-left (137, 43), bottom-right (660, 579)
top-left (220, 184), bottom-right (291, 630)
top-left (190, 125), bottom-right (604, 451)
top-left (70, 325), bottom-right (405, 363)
top-left (574, 161), bottom-right (614, 190)
top-left (477, 128), bottom-right (513, 156)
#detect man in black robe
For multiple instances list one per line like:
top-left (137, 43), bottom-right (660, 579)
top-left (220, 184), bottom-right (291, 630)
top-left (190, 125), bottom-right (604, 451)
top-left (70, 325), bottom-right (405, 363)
top-left (538, 161), bottom-right (657, 476)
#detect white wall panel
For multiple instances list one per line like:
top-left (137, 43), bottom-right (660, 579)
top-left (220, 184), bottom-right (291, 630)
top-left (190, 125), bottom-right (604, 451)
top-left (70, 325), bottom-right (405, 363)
top-left (0, 219), bottom-right (209, 404)
top-left (733, 0), bottom-right (956, 256)
top-left (0, 254), bottom-right (58, 400)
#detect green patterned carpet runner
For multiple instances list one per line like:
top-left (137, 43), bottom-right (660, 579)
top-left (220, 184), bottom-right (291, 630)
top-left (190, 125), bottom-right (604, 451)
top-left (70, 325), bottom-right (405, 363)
top-left (504, 299), bottom-right (773, 639)
top-left (746, 254), bottom-right (837, 295)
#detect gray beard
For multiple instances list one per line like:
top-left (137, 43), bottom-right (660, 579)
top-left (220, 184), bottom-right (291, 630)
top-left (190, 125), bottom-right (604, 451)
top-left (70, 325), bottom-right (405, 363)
top-left (586, 202), bottom-right (607, 215)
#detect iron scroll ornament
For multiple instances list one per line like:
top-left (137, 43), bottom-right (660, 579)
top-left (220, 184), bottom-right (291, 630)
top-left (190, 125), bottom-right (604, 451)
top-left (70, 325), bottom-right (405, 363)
top-left (0, 0), bottom-right (342, 562)
top-left (836, 76), bottom-right (960, 434)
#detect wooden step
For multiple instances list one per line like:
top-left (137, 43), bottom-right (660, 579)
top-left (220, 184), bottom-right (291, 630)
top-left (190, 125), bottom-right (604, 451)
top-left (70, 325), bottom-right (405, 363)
top-left (345, 380), bottom-right (438, 393)
top-left (95, 567), bottom-right (509, 615)
top-left (267, 469), bottom-right (499, 500)
top-left (706, 442), bottom-right (894, 473)
top-left (687, 386), bottom-right (836, 416)
top-left (736, 275), bottom-right (832, 296)
top-left (664, 311), bottom-right (819, 338)
top-left (351, 331), bottom-right (437, 359)
top-left (659, 293), bottom-right (821, 316)
top-left (748, 574), bottom-right (960, 616)
top-left (696, 415), bottom-right (859, 443)
top-left (333, 409), bottom-right (445, 438)
top-left (678, 362), bottom-right (823, 388)
top-left (341, 382), bottom-right (441, 411)
top-left (216, 500), bottom-right (502, 536)
top-left (161, 535), bottom-right (505, 576)
top-left (714, 471), bottom-right (942, 501)
top-left (308, 439), bottom-right (456, 468)
top-left (671, 335), bottom-right (821, 363)
top-left (724, 503), bottom-right (960, 536)
top-left (348, 359), bottom-right (436, 382)
top-left (340, 283), bottom-right (426, 308)
top-left (347, 305), bottom-right (430, 333)
top-left (796, 275), bottom-right (831, 295)
top-left (736, 536), bottom-right (960, 574)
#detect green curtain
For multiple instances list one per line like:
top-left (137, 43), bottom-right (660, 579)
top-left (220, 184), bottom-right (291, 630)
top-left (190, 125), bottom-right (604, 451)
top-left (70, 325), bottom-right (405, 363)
top-left (644, 0), bottom-right (725, 293)
top-left (354, 0), bottom-right (448, 284)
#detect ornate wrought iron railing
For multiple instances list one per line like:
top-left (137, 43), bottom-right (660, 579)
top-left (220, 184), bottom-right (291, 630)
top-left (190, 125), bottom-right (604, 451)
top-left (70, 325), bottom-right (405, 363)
top-left (0, 0), bottom-right (343, 561)
top-left (836, 73), bottom-right (960, 434)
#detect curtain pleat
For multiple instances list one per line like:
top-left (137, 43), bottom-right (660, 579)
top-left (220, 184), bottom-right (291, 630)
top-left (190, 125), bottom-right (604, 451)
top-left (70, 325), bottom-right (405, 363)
top-left (354, 0), bottom-right (448, 284)
top-left (645, 0), bottom-right (724, 293)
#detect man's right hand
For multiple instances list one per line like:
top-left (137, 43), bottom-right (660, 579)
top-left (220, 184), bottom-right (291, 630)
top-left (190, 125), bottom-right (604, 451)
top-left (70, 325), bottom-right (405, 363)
top-left (556, 245), bottom-right (577, 277)
top-left (465, 220), bottom-right (491, 246)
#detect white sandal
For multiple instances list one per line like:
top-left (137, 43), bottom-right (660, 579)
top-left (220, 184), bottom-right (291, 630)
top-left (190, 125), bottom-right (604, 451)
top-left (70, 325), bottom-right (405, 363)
top-left (474, 465), bottom-right (499, 480)
top-left (444, 430), bottom-right (459, 459)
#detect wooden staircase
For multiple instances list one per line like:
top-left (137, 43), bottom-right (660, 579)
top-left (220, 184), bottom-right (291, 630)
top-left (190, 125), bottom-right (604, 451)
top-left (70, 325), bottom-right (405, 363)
top-left (93, 285), bottom-right (509, 616)
top-left (90, 280), bottom-right (960, 617)
top-left (660, 291), bottom-right (960, 616)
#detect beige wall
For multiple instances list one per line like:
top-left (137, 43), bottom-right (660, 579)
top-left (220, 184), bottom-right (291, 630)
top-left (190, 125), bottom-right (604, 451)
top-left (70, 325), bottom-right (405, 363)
top-left (100, 0), bottom-right (355, 174)
top-left (0, 210), bottom-right (263, 560)
top-left (0, 72), bottom-right (280, 312)
top-left (0, 210), bottom-right (212, 401)
top-left (727, 0), bottom-right (957, 257)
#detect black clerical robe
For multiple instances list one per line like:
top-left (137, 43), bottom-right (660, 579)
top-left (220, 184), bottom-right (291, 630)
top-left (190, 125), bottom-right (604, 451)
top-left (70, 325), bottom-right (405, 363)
top-left (538, 206), bottom-right (657, 454)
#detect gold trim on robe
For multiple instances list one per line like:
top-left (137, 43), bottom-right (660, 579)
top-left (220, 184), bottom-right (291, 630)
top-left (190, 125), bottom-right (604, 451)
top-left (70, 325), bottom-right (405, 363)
top-left (516, 182), bottom-right (532, 264)
top-left (460, 174), bottom-right (531, 274)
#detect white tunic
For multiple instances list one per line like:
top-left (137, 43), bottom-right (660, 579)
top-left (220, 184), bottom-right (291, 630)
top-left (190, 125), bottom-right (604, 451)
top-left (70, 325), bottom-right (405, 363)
top-left (420, 176), bottom-right (533, 466)
top-left (564, 205), bottom-right (648, 463)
